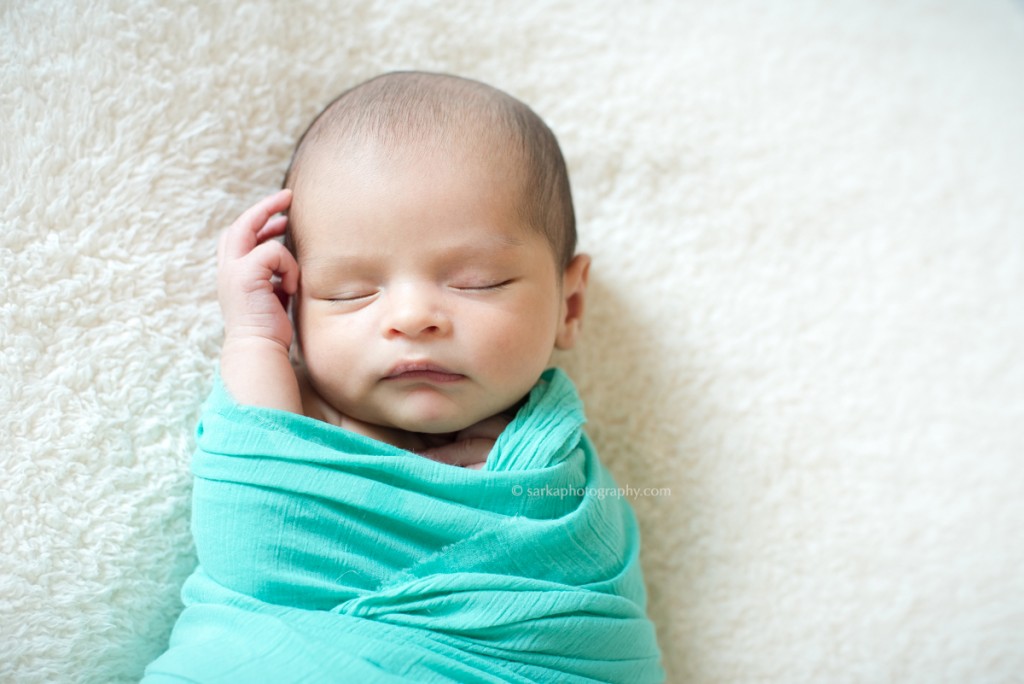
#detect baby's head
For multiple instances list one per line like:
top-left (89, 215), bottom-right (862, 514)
top-left (284, 71), bottom-right (577, 271)
top-left (282, 71), bottom-right (589, 434)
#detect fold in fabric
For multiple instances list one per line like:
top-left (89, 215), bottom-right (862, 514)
top-left (144, 368), bottom-right (664, 683)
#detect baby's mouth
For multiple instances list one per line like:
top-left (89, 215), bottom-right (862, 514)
top-left (384, 361), bottom-right (465, 383)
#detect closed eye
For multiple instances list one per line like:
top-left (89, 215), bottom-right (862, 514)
top-left (453, 279), bottom-right (515, 292)
top-left (326, 291), bottom-right (377, 302)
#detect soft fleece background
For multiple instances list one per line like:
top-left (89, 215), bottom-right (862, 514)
top-left (2, 1), bottom-right (1023, 682)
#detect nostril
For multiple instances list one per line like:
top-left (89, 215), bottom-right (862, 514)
top-left (388, 323), bottom-right (441, 338)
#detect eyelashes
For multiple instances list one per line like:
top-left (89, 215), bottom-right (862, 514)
top-left (324, 279), bottom-right (515, 304)
top-left (327, 292), bottom-right (375, 302)
top-left (452, 279), bottom-right (515, 292)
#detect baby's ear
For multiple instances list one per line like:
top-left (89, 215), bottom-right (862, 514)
top-left (555, 254), bottom-right (591, 350)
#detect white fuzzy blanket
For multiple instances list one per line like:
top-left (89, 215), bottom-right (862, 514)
top-left (2, 2), bottom-right (1023, 682)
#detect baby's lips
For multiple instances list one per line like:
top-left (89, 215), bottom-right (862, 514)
top-left (387, 360), bottom-right (456, 376)
top-left (384, 360), bottom-right (464, 381)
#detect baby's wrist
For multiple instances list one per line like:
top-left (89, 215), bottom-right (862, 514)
top-left (222, 332), bottom-right (291, 357)
top-left (220, 336), bottom-right (301, 413)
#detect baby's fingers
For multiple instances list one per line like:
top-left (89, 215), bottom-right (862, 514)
top-left (246, 239), bottom-right (300, 295)
top-left (255, 214), bottom-right (289, 244)
top-left (220, 189), bottom-right (293, 263)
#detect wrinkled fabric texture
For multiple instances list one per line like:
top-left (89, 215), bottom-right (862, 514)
top-left (143, 368), bottom-right (664, 683)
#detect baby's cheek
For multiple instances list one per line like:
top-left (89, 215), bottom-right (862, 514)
top-left (481, 309), bottom-right (548, 356)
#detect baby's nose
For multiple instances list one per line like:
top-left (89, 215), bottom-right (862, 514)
top-left (382, 284), bottom-right (451, 338)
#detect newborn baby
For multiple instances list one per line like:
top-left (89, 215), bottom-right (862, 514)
top-left (218, 71), bottom-right (590, 469)
top-left (144, 72), bottom-right (664, 683)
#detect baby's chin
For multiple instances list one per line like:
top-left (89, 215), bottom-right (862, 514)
top-left (334, 402), bottom-right (477, 438)
top-left (376, 402), bottom-right (518, 437)
top-left (381, 400), bottom-right (526, 438)
top-left (384, 414), bottom-right (481, 436)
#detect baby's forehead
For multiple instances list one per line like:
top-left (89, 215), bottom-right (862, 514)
top-left (294, 126), bottom-right (525, 204)
top-left (288, 140), bottom-right (531, 245)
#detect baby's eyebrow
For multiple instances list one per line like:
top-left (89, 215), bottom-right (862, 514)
top-left (302, 235), bottom-right (526, 273)
top-left (300, 254), bottom-right (375, 274)
top-left (436, 237), bottom-right (527, 260)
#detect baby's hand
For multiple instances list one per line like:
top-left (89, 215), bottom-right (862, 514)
top-left (217, 189), bottom-right (298, 352)
top-left (418, 414), bottom-right (512, 470)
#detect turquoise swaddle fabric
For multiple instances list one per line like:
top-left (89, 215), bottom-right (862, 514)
top-left (144, 368), bottom-right (664, 683)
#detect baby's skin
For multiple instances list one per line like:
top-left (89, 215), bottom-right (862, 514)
top-left (216, 189), bottom-right (506, 469)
